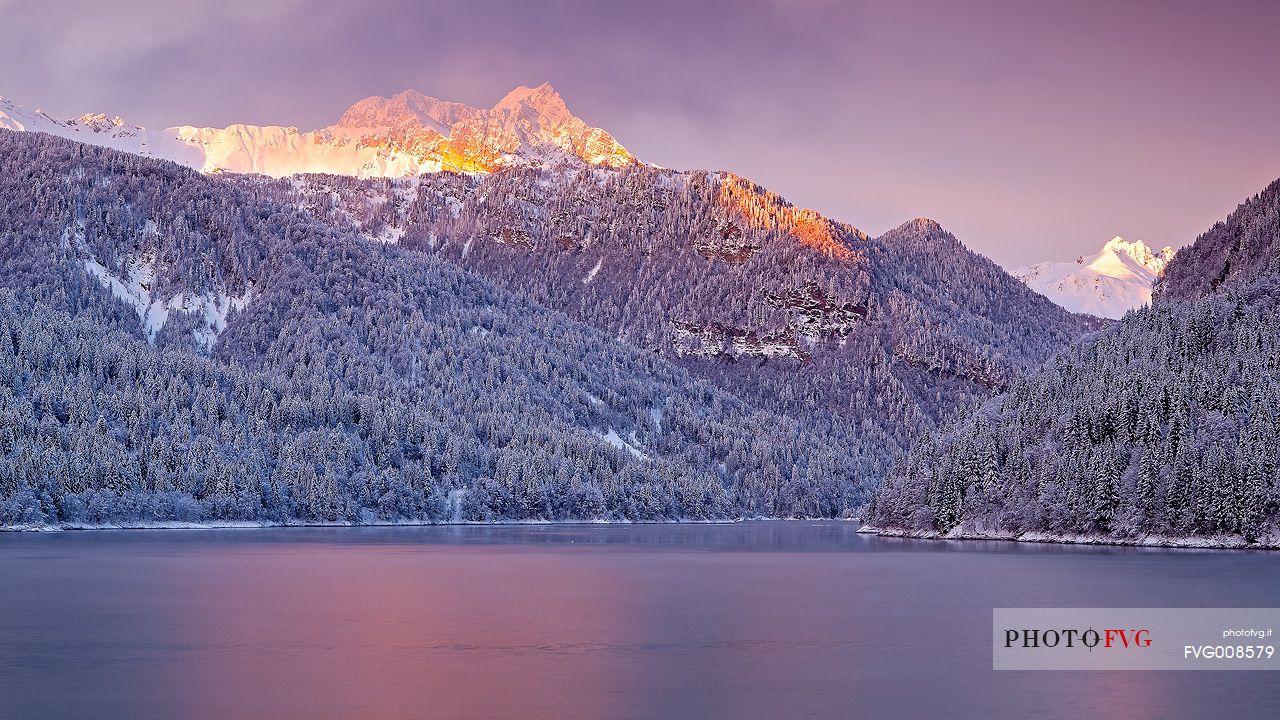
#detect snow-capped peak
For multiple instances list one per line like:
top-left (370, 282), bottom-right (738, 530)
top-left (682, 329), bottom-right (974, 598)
top-left (0, 84), bottom-right (636, 179)
top-left (1095, 236), bottom-right (1173, 269)
top-left (493, 82), bottom-right (564, 112)
top-left (1015, 236), bottom-right (1176, 319)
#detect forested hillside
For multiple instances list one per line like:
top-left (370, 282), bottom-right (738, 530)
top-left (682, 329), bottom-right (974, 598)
top-left (1156, 178), bottom-right (1280, 302)
top-left (873, 181), bottom-right (1280, 545)
top-left (0, 126), bottom-right (1100, 528)
top-left (0, 132), bottom-right (867, 526)
top-left (267, 168), bottom-right (1093, 462)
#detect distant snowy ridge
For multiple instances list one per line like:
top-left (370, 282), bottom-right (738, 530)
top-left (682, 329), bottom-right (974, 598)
top-left (0, 83), bottom-right (634, 178)
top-left (0, 96), bottom-right (205, 166)
top-left (1013, 236), bottom-right (1175, 319)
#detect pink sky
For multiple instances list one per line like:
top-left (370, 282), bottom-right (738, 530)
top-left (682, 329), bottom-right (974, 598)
top-left (3, 0), bottom-right (1278, 267)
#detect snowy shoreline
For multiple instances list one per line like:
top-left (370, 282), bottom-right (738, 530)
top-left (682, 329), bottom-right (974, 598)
top-left (866, 525), bottom-right (1280, 550)
top-left (6, 519), bottom-right (1276, 550)
top-left (0, 517), bottom-right (842, 533)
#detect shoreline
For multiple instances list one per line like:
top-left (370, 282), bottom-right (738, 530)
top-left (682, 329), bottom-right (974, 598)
top-left (4, 518), bottom-right (1276, 550)
top-left (866, 525), bottom-right (1280, 550)
top-left (0, 517), bottom-right (852, 533)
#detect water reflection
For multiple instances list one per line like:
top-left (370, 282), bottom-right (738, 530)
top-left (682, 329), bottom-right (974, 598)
top-left (0, 522), bottom-right (1276, 720)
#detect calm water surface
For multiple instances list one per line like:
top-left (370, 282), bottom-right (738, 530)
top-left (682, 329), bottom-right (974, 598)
top-left (1, 522), bottom-right (1276, 720)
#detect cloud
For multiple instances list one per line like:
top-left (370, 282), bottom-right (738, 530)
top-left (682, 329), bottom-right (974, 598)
top-left (1, 1), bottom-right (310, 116)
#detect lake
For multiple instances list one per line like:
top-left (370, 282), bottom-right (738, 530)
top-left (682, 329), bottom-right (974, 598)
top-left (1, 522), bottom-right (1276, 719)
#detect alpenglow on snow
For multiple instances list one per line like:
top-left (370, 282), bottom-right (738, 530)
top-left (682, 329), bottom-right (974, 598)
top-left (1014, 236), bottom-right (1176, 319)
top-left (0, 83), bottom-right (634, 178)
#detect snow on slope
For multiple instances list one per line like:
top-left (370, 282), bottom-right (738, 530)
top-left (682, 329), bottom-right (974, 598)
top-left (1014, 237), bottom-right (1175, 319)
top-left (80, 251), bottom-right (252, 350)
top-left (2, 83), bottom-right (634, 179)
top-left (594, 428), bottom-right (649, 460)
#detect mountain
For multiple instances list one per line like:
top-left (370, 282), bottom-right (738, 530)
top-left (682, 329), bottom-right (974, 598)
top-left (0, 83), bottom-right (634, 178)
top-left (0, 130), bottom-right (866, 527)
top-left (1013, 236), bottom-right (1175, 319)
top-left (273, 168), bottom-right (1095, 465)
top-left (873, 179), bottom-right (1280, 546)
top-left (34, 84), bottom-right (1093, 452)
top-left (0, 87), bottom-right (1099, 526)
